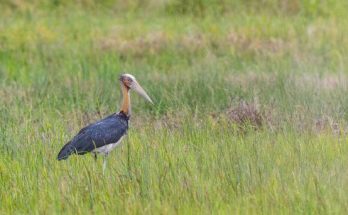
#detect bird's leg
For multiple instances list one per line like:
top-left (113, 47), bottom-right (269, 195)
top-left (102, 153), bottom-right (108, 175)
top-left (94, 153), bottom-right (97, 161)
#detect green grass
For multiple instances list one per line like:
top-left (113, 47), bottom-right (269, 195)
top-left (1, 1), bottom-right (348, 214)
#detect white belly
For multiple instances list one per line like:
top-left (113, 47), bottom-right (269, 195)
top-left (93, 137), bottom-right (124, 155)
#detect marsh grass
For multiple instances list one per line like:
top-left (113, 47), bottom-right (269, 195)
top-left (1, 1), bottom-right (348, 214)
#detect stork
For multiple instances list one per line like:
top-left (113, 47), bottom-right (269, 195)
top-left (57, 74), bottom-right (153, 173)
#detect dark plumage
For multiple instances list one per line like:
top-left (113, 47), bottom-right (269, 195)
top-left (57, 112), bottom-right (129, 160)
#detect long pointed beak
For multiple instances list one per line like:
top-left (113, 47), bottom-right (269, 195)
top-left (131, 81), bottom-right (153, 104)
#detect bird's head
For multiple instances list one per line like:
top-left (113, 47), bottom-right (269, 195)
top-left (119, 74), bottom-right (153, 104)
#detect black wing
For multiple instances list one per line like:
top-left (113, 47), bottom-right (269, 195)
top-left (57, 113), bottom-right (128, 160)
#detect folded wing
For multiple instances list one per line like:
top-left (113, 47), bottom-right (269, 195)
top-left (57, 113), bottom-right (128, 160)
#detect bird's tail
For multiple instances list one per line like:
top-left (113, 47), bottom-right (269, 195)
top-left (57, 141), bottom-right (74, 160)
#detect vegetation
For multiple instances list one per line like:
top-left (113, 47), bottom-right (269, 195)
top-left (1, 0), bottom-right (348, 213)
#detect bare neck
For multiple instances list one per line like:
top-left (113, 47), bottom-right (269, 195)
top-left (120, 84), bottom-right (131, 116)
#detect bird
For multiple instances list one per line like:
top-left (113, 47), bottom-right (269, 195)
top-left (57, 74), bottom-right (153, 173)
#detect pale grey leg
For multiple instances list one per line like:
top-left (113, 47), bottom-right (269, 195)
top-left (102, 153), bottom-right (108, 175)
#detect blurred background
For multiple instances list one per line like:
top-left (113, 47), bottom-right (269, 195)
top-left (1, 0), bottom-right (348, 129)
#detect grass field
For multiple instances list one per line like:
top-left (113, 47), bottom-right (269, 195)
top-left (1, 0), bottom-right (348, 214)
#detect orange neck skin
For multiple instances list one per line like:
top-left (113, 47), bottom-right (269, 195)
top-left (120, 83), bottom-right (131, 116)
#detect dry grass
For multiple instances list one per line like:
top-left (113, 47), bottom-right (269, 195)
top-left (227, 31), bottom-right (291, 56)
top-left (98, 31), bottom-right (170, 57)
top-left (313, 116), bottom-right (346, 136)
top-left (96, 29), bottom-right (296, 58)
top-left (226, 100), bottom-right (263, 130)
top-left (292, 73), bottom-right (348, 91)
